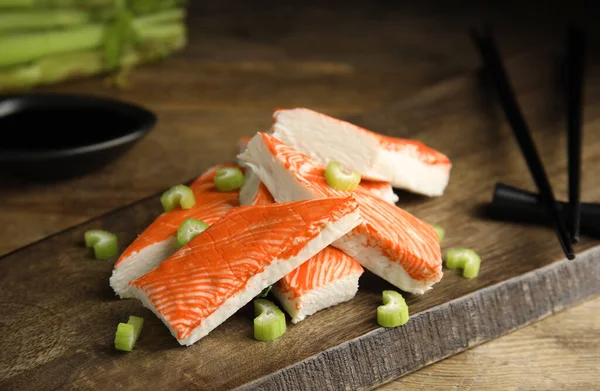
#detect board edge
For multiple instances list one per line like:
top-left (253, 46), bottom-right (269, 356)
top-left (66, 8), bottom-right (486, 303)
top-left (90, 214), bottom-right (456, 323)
top-left (236, 246), bottom-right (600, 391)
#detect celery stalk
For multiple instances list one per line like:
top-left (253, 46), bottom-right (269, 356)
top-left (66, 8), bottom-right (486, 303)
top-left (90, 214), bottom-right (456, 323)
top-left (0, 32), bottom-right (185, 92)
top-left (0, 24), bottom-right (104, 69)
top-left (0, 0), bottom-right (35, 7)
top-left (0, 10), bottom-right (91, 32)
top-left (132, 8), bottom-right (185, 28)
top-left (0, 10), bottom-right (185, 68)
top-left (0, 0), bottom-right (117, 8)
top-left (104, 8), bottom-right (134, 70)
top-left (134, 22), bottom-right (183, 41)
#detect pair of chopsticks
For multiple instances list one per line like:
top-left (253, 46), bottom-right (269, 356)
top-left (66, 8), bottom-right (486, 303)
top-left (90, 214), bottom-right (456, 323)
top-left (471, 26), bottom-right (586, 260)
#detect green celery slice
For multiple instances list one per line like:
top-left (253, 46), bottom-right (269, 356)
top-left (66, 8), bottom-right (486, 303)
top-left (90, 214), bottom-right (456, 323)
top-left (324, 161), bottom-right (361, 191)
top-left (160, 184), bottom-right (196, 212)
top-left (214, 167), bottom-right (245, 191)
top-left (254, 298), bottom-right (286, 341)
top-left (84, 229), bottom-right (118, 260)
top-left (127, 316), bottom-right (144, 344)
top-left (445, 248), bottom-right (481, 279)
top-left (429, 223), bottom-right (445, 242)
top-left (256, 285), bottom-right (272, 298)
top-left (114, 323), bottom-right (135, 352)
top-left (377, 290), bottom-right (409, 328)
top-left (176, 218), bottom-right (209, 247)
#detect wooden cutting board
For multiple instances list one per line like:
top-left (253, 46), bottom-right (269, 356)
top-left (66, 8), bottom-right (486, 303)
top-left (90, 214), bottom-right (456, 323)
top-left (2, 56), bottom-right (600, 390)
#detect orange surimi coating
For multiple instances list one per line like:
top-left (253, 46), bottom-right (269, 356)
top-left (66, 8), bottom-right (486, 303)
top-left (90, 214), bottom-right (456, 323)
top-left (250, 182), bottom-right (275, 205)
top-left (359, 180), bottom-right (397, 202)
top-left (277, 247), bottom-right (363, 299)
top-left (257, 132), bottom-right (442, 283)
top-left (247, 180), bottom-right (363, 299)
top-left (130, 197), bottom-right (360, 340)
top-left (375, 134), bottom-right (450, 166)
top-left (116, 164), bottom-right (240, 265)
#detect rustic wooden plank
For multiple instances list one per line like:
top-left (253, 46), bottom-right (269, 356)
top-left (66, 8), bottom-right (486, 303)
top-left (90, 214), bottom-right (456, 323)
top-left (239, 248), bottom-right (600, 391)
top-left (381, 297), bottom-right (600, 390)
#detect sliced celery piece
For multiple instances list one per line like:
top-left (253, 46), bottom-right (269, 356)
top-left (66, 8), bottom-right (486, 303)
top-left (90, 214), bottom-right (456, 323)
top-left (429, 223), bottom-right (445, 242)
top-left (256, 285), bottom-right (272, 298)
top-left (160, 184), bottom-right (196, 212)
top-left (214, 167), bottom-right (245, 191)
top-left (446, 248), bottom-right (481, 279)
top-left (254, 299), bottom-right (286, 341)
top-left (114, 323), bottom-right (135, 352)
top-left (377, 290), bottom-right (409, 328)
top-left (84, 229), bottom-right (118, 260)
top-left (127, 316), bottom-right (144, 344)
top-left (324, 161), bottom-right (361, 191)
top-left (176, 218), bottom-right (209, 247)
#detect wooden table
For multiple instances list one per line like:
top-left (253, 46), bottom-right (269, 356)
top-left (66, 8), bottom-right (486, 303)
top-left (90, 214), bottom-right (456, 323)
top-left (1, 1), bottom-right (598, 389)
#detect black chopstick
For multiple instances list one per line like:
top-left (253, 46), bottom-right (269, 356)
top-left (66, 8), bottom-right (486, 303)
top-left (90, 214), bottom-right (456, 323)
top-left (470, 27), bottom-right (575, 260)
top-left (566, 24), bottom-right (586, 243)
top-left (489, 183), bottom-right (600, 239)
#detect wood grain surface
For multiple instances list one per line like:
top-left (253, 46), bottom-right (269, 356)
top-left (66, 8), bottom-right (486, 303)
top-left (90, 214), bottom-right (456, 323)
top-left (1, 0), bottom-right (599, 389)
top-left (380, 296), bottom-right (600, 391)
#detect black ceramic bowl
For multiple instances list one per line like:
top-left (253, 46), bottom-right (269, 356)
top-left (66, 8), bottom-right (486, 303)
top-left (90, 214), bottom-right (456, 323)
top-left (0, 93), bottom-right (156, 180)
